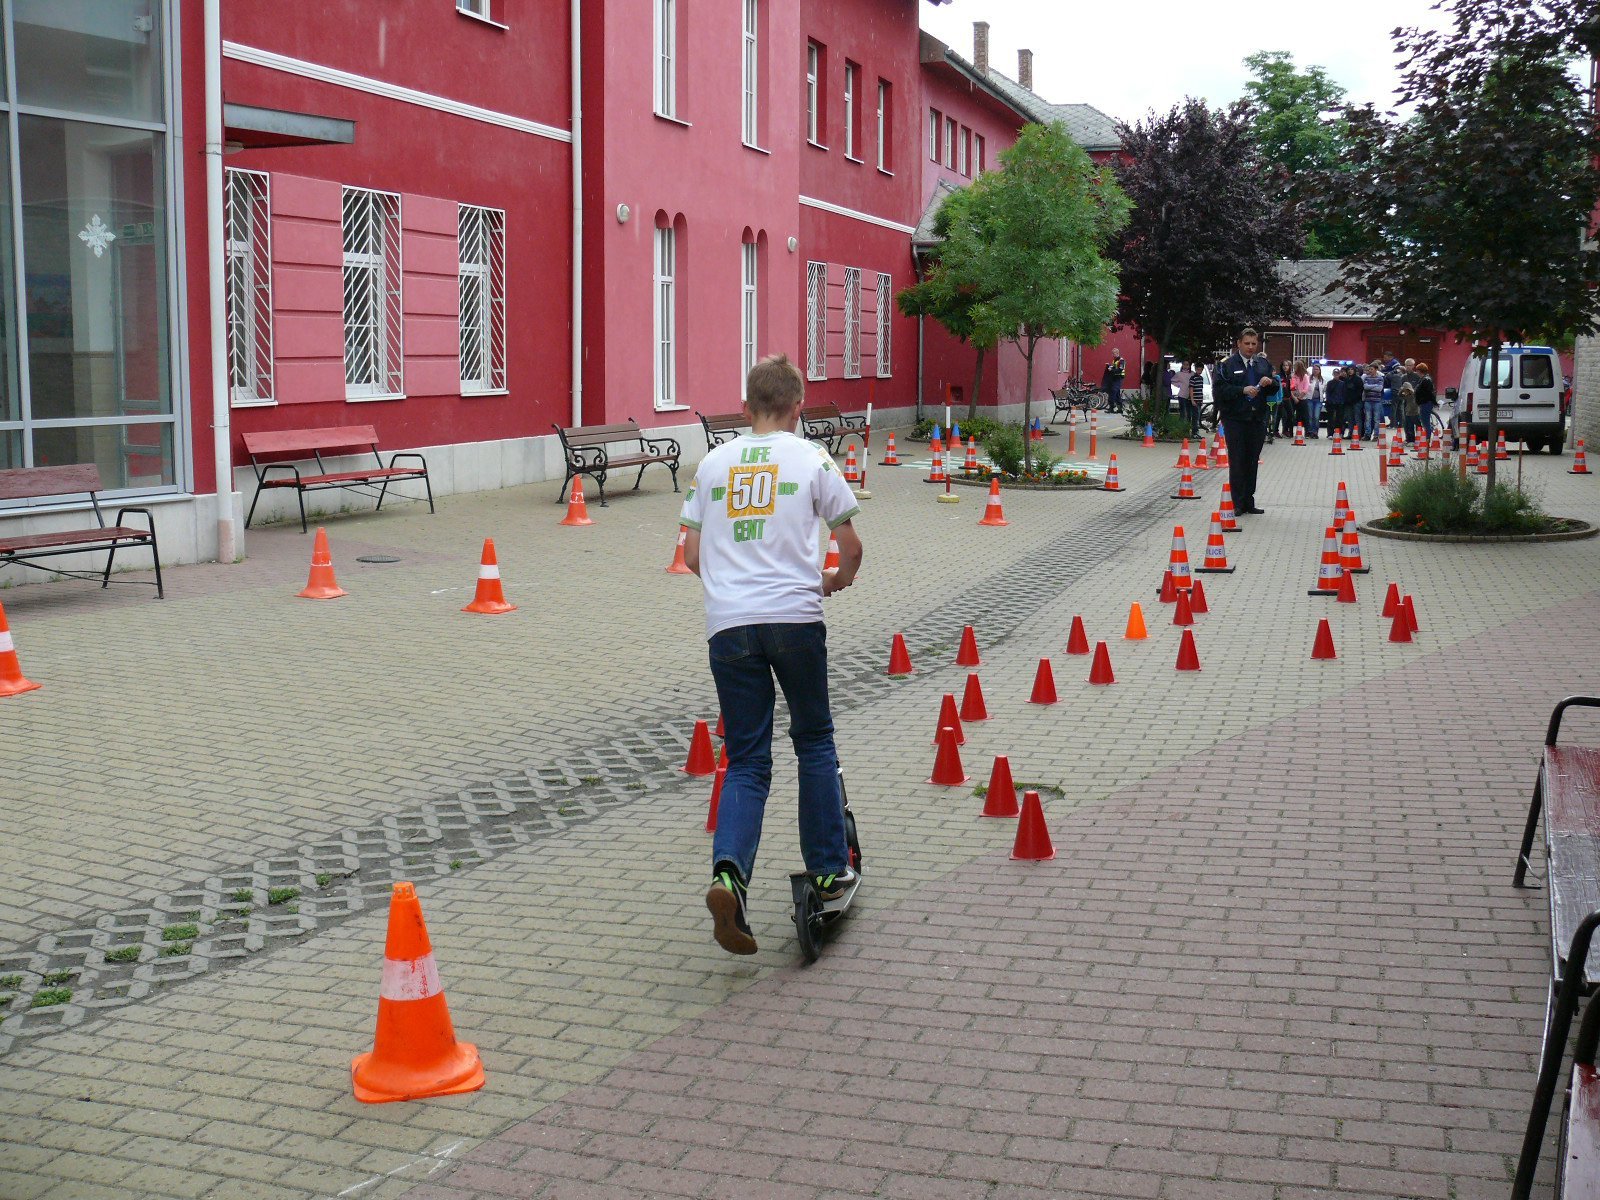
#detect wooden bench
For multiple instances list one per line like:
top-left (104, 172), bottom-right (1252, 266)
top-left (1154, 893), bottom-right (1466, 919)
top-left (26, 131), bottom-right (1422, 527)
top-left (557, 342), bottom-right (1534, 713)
top-left (552, 420), bottom-right (681, 506)
top-left (698, 411), bottom-right (749, 451)
top-left (799, 402), bottom-right (866, 455)
top-left (1511, 696), bottom-right (1600, 1198)
top-left (0, 465), bottom-right (162, 598)
top-left (241, 425), bottom-right (432, 534)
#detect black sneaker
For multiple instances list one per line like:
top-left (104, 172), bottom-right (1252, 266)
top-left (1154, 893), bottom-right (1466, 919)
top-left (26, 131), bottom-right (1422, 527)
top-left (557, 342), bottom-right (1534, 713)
top-left (814, 866), bottom-right (859, 901)
top-left (706, 867), bottom-right (757, 955)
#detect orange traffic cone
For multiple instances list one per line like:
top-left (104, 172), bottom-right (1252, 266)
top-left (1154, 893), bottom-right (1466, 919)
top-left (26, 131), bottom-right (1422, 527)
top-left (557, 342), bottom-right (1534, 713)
top-left (1414, 429), bottom-right (1429, 461)
top-left (1402, 594), bottom-right (1419, 634)
top-left (1219, 484), bottom-right (1239, 532)
top-left (351, 882), bottom-right (485, 1104)
top-left (1382, 582), bottom-right (1401, 618)
top-left (823, 535), bottom-right (841, 572)
top-left (1496, 430), bottom-right (1510, 460)
top-left (1189, 576), bottom-right (1209, 614)
top-left (880, 432), bottom-right (901, 466)
top-left (1167, 526), bottom-right (1194, 590)
top-left (1214, 435), bottom-right (1229, 469)
top-left (1335, 567), bottom-right (1358, 604)
top-left (1102, 454), bottom-right (1124, 492)
top-left (1195, 437), bottom-right (1210, 471)
top-left (1196, 513), bottom-right (1232, 573)
top-left (978, 478), bottom-right (1009, 526)
top-left (956, 624), bottom-right (981, 666)
top-left (1333, 481), bottom-right (1351, 528)
top-left (928, 726), bottom-right (970, 786)
top-left (0, 600), bottom-right (41, 697)
top-left (1349, 427), bottom-right (1363, 452)
top-left (1294, 423), bottom-right (1306, 446)
top-left (298, 527), bottom-right (347, 599)
top-left (933, 693), bottom-right (966, 745)
top-left (1477, 438), bottom-right (1491, 474)
top-left (665, 526), bottom-right (694, 575)
top-left (1388, 432), bottom-right (1404, 469)
top-left (1174, 438), bottom-right (1192, 469)
top-left (682, 720), bottom-right (716, 776)
top-left (560, 476), bottom-right (594, 526)
top-left (1124, 602), bottom-right (1148, 640)
top-left (1029, 658), bottom-right (1058, 704)
top-left (843, 443), bottom-right (861, 484)
top-left (1173, 589), bottom-right (1194, 627)
top-left (888, 632), bottom-right (914, 676)
top-left (1311, 618), bottom-right (1337, 660)
top-left (1388, 608), bottom-right (1413, 643)
top-left (462, 538), bottom-right (517, 614)
top-left (927, 448), bottom-right (947, 484)
top-left (1171, 469), bottom-right (1199, 501)
top-left (962, 441), bottom-right (979, 475)
top-left (1011, 791), bottom-right (1056, 861)
top-left (1175, 628), bottom-right (1201, 671)
top-left (960, 672), bottom-right (989, 722)
top-left (1466, 438), bottom-right (1481, 472)
top-left (1431, 430), bottom-right (1443, 459)
top-left (1067, 614), bottom-right (1090, 655)
top-left (1572, 440), bottom-right (1590, 474)
top-left (1309, 526), bottom-right (1343, 596)
top-left (982, 756), bottom-right (1020, 818)
top-left (1329, 429), bottom-right (1344, 456)
top-left (705, 766), bottom-right (725, 833)
top-left (1088, 641), bottom-right (1116, 685)
top-left (1339, 516), bottom-right (1368, 574)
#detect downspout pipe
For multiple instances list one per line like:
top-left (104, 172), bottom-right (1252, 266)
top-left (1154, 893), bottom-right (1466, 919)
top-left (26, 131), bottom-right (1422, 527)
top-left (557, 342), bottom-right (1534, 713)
top-left (913, 250), bottom-right (924, 423)
top-left (204, 0), bottom-right (237, 563)
top-left (570, 0), bottom-right (583, 427)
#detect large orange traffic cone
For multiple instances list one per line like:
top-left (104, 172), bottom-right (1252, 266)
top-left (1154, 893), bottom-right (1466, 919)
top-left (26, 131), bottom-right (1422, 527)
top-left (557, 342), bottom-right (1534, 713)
top-left (297, 527), bottom-right (347, 599)
top-left (1088, 641), bottom-right (1116, 685)
top-left (880, 432), bottom-right (901, 466)
top-left (962, 441), bottom-right (979, 475)
top-left (1333, 480), bottom-right (1351, 528)
top-left (462, 538), bottom-right (517, 614)
top-left (705, 766), bottom-right (725, 833)
top-left (933, 693), bottom-right (966, 745)
top-left (1029, 658), bottom-right (1058, 705)
top-left (1214, 435), bottom-right (1229, 469)
top-left (1348, 427), bottom-right (1363, 452)
top-left (1496, 430), bottom-right (1510, 460)
top-left (1189, 577), bottom-right (1209, 614)
top-left (1218, 484), bottom-right (1239, 532)
top-left (1308, 526), bottom-right (1343, 596)
top-left (1103, 454), bottom-right (1124, 492)
top-left (0, 600), bottom-right (41, 697)
top-left (1124, 602), bottom-right (1148, 640)
top-left (665, 526), bottom-right (693, 575)
top-left (1066, 614), bottom-right (1090, 655)
top-left (1171, 469), bottom-right (1199, 501)
top-left (888, 632), bottom-right (914, 675)
top-left (1294, 423), bottom-right (1306, 447)
top-left (1339, 516), bottom-right (1368, 574)
top-left (1011, 791), bottom-right (1056, 861)
top-left (1329, 428), bottom-right (1344, 456)
top-left (1477, 437), bottom-right (1490, 475)
top-left (1572, 440), bottom-right (1591, 474)
top-left (682, 720), bottom-right (716, 775)
top-left (1466, 437), bottom-right (1481, 473)
top-left (1196, 512), bottom-right (1232, 573)
top-left (960, 672), bottom-right (989, 722)
top-left (843, 443), bottom-right (861, 484)
top-left (1311, 618), bottom-right (1337, 660)
top-left (1174, 438), bottom-right (1192, 469)
top-left (1388, 431), bottom-right (1404, 469)
top-left (560, 476), bottom-right (594, 526)
top-left (351, 882), bottom-right (485, 1104)
top-left (978, 478), bottom-right (1009, 526)
top-left (928, 726), bottom-right (970, 786)
top-left (956, 624), bottom-right (982, 666)
top-left (982, 756), bottom-right (1020, 818)
top-left (1167, 526), bottom-right (1194, 590)
top-left (1175, 628), bottom-right (1201, 671)
top-left (1195, 436), bottom-right (1210, 471)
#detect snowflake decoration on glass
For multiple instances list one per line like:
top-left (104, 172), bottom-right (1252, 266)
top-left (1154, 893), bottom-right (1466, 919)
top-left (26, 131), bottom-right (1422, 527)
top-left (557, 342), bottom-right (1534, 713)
top-left (77, 214), bottom-right (117, 258)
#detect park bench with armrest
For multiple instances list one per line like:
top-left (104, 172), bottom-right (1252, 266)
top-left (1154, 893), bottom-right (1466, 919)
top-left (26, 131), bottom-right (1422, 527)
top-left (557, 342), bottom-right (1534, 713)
top-left (241, 425), bottom-right (432, 534)
top-left (798, 403), bottom-right (866, 455)
top-left (0, 464), bottom-right (162, 598)
top-left (698, 411), bottom-right (749, 451)
top-left (552, 419), bottom-right (681, 506)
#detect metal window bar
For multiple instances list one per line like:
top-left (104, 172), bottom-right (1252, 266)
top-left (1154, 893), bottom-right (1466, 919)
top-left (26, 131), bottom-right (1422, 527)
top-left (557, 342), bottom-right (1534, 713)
top-left (742, 0), bottom-right (758, 144)
top-left (1291, 331), bottom-right (1327, 362)
top-left (843, 267), bottom-right (861, 379)
top-left (224, 168), bottom-right (272, 405)
top-left (655, 227), bottom-right (675, 407)
top-left (458, 204), bottom-right (505, 391)
top-left (342, 187), bottom-right (403, 398)
top-left (806, 261), bottom-right (826, 380)
top-left (876, 271), bottom-right (891, 378)
top-left (741, 242), bottom-right (758, 391)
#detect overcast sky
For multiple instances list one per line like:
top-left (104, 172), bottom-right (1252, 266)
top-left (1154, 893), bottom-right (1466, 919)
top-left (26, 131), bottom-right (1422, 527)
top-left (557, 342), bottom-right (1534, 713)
top-left (919, 0), bottom-right (1456, 126)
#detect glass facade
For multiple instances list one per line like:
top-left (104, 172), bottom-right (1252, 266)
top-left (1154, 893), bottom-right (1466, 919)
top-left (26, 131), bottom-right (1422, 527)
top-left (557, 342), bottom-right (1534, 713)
top-left (0, 2), bottom-right (178, 492)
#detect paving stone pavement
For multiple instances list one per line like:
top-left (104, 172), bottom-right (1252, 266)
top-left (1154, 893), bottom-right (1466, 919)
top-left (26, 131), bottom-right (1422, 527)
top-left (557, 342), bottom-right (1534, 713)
top-left (0, 429), bottom-right (1597, 1199)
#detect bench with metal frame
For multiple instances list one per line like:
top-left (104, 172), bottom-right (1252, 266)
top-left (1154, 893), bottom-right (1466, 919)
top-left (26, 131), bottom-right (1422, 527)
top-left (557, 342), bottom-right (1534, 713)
top-left (697, 411), bottom-right (749, 451)
top-left (0, 465), bottom-right (163, 598)
top-left (242, 425), bottom-right (432, 534)
top-left (799, 402), bottom-right (866, 455)
top-left (552, 419), bottom-right (681, 506)
top-left (1050, 381), bottom-right (1106, 423)
top-left (1511, 695), bottom-right (1600, 1198)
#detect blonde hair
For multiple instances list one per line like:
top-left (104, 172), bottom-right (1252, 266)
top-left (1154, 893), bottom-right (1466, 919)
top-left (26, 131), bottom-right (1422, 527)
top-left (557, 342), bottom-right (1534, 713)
top-left (745, 353), bottom-right (805, 419)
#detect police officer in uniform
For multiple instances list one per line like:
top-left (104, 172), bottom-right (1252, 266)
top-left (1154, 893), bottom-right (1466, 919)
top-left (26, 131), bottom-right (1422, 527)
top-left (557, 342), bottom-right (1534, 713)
top-left (1213, 327), bottom-right (1277, 515)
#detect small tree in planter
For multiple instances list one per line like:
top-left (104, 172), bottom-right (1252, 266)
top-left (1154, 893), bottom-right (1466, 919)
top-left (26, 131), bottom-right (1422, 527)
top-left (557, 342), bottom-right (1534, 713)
top-left (929, 122), bottom-right (1128, 471)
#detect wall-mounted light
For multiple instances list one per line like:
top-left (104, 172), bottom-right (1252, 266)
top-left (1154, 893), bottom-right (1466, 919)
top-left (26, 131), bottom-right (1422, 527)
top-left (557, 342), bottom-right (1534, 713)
top-left (787, 236), bottom-right (798, 252)
top-left (616, 203), bottom-right (631, 224)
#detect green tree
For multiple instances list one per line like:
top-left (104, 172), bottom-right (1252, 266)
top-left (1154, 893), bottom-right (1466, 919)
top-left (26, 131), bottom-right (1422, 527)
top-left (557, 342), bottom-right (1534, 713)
top-left (1241, 51), bottom-right (1370, 258)
top-left (1339, 0), bottom-right (1600, 490)
top-left (941, 122), bottom-right (1128, 470)
top-left (898, 186), bottom-right (999, 424)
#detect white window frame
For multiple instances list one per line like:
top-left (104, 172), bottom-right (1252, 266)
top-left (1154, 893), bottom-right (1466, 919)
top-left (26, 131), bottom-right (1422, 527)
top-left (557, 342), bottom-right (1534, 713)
top-left (806, 260), bottom-right (827, 381)
top-left (654, 226), bottom-right (676, 409)
top-left (741, 241), bottom-right (758, 396)
top-left (742, 0), bottom-right (759, 146)
top-left (655, 0), bottom-right (676, 118)
top-left (458, 204), bottom-right (506, 394)
top-left (929, 107), bottom-right (939, 160)
top-left (843, 267), bottom-right (861, 379)
top-left (806, 43), bottom-right (820, 144)
top-left (959, 127), bottom-right (969, 176)
top-left (876, 80), bottom-right (888, 170)
top-left (224, 168), bottom-right (273, 407)
top-left (876, 272), bottom-right (892, 378)
top-left (944, 116), bottom-right (956, 168)
top-left (342, 186), bottom-right (404, 401)
top-left (975, 133), bottom-right (986, 175)
top-left (843, 62), bottom-right (856, 158)
top-left (456, 0), bottom-right (492, 18)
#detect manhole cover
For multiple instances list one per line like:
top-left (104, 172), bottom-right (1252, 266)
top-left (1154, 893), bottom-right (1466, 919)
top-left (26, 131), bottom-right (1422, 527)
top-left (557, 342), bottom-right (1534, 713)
top-left (355, 555), bottom-right (400, 564)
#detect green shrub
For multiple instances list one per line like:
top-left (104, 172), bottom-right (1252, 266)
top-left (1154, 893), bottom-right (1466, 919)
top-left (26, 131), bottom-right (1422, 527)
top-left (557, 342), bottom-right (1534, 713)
top-left (981, 425), bottom-right (1026, 476)
top-left (1383, 464), bottom-right (1548, 533)
top-left (913, 414), bottom-right (1006, 442)
top-left (1032, 447), bottom-right (1062, 477)
top-left (1481, 481), bottom-right (1545, 533)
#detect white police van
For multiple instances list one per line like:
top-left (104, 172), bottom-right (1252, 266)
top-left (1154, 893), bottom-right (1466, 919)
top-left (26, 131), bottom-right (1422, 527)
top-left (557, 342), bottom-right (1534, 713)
top-left (1457, 346), bottom-right (1565, 454)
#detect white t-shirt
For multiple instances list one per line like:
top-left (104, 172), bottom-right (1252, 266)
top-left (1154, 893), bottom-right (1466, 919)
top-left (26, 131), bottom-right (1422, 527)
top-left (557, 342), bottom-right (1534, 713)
top-left (679, 431), bottom-right (861, 639)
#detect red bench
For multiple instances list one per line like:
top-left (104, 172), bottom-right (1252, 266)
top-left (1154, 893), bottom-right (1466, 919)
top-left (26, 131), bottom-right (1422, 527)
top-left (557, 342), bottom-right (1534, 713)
top-left (241, 425), bottom-right (432, 533)
top-left (0, 465), bottom-right (162, 598)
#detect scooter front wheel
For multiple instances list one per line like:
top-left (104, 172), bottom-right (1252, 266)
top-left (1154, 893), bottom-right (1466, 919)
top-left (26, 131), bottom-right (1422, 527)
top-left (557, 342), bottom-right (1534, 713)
top-left (794, 883), bottom-right (823, 963)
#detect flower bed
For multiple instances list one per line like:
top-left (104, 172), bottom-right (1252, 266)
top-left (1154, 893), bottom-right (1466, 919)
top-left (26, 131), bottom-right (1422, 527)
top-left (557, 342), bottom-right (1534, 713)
top-left (948, 467), bottom-right (1101, 490)
top-left (1362, 516), bottom-right (1595, 543)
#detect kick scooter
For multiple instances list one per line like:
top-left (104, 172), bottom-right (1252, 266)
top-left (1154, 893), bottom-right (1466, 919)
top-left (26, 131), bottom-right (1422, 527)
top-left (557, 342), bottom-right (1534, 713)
top-left (789, 769), bottom-right (864, 964)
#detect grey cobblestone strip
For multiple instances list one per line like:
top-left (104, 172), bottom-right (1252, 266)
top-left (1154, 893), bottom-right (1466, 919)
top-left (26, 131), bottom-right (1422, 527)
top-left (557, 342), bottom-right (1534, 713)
top-left (0, 475), bottom-right (1185, 1053)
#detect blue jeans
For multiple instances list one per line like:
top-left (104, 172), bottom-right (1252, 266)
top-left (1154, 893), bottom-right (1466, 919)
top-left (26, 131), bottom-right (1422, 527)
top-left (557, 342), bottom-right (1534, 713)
top-left (1363, 400), bottom-right (1383, 439)
top-left (1306, 398), bottom-right (1322, 436)
top-left (708, 622), bottom-right (848, 885)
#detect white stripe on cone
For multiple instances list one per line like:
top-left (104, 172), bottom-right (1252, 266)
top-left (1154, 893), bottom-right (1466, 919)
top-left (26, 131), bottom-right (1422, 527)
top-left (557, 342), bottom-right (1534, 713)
top-left (0, 631), bottom-right (13, 653)
top-left (380, 953), bottom-right (444, 1002)
top-left (478, 565), bottom-right (501, 579)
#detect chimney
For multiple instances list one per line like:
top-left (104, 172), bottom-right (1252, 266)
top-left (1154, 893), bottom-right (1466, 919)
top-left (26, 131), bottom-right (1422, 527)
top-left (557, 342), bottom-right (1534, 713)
top-left (1018, 48), bottom-right (1033, 91)
top-left (973, 21), bottom-right (990, 75)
